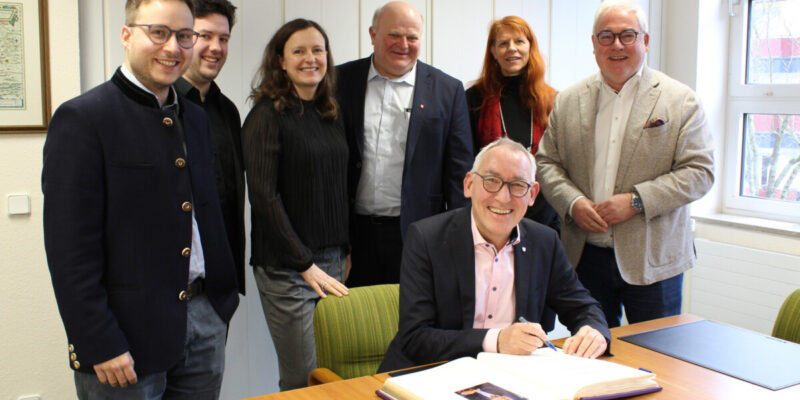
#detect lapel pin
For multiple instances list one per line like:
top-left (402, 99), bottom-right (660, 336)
top-left (420, 104), bottom-right (424, 109)
top-left (522, 246), bottom-right (526, 253)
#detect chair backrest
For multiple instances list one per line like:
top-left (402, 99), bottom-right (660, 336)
top-left (772, 288), bottom-right (800, 344)
top-left (314, 284), bottom-right (400, 379)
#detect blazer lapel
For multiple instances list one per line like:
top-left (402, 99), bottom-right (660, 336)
top-left (617, 66), bottom-right (661, 185)
top-left (446, 207), bottom-right (478, 329)
top-left (513, 226), bottom-right (533, 319)
top-left (354, 57), bottom-right (371, 157)
top-left (405, 63), bottom-right (431, 169)
top-left (579, 80), bottom-right (600, 195)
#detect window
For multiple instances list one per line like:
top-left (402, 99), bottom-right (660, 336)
top-left (725, 0), bottom-right (800, 221)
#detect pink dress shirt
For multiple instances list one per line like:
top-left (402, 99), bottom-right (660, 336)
top-left (470, 213), bottom-right (520, 352)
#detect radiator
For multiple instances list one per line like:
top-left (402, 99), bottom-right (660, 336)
top-left (690, 239), bottom-right (800, 334)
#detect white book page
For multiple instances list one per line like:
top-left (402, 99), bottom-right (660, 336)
top-left (477, 351), bottom-right (656, 398)
top-left (382, 357), bottom-right (564, 400)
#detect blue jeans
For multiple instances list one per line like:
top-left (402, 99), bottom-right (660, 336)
top-left (576, 244), bottom-right (683, 328)
top-left (74, 293), bottom-right (227, 400)
top-left (254, 246), bottom-right (347, 391)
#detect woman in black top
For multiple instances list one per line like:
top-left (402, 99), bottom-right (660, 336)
top-left (465, 16), bottom-right (560, 233)
top-left (241, 19), bottom-right (348, 391)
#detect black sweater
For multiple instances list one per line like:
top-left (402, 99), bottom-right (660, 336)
top-left (242, 99), bottom-right (349, 272)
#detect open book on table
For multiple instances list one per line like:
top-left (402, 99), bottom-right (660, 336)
top-left (377, 349), bottom-right (661, 400)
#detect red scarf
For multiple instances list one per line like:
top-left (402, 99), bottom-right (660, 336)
top-left (476, 96), bottom-right (544, 154)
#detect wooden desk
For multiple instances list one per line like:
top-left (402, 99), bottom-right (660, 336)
top-left (244, 375), bottom-right (383, 399)
top-left (559, 314), bottom-right (800, 400)
top-left (248, 314), bottom-right (800, 399)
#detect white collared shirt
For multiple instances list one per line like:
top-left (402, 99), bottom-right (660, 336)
top-left (587, 69), bottom-right (641, 247)
top-left (120, 65), bottom-right (205, 283)
top-left (354, 59), bottom-right (417, 217)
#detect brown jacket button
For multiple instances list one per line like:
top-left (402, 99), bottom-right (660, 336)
top-left (68, 344), bottom-right (75, 352)
top-left (70, 353), bottom-right (77, 361)
top-left (181, 247), bottom-right (191, 258)
top-left (181, 201), bottom-right (192, 212)
top-left (178, 290), bottom-right (189, 301)
top-left (162, 117), bottom-right (173, 127)
top-left (73, 361), bottom-right (81, 369)
top-left (175, 158), bottom-right (186, 168)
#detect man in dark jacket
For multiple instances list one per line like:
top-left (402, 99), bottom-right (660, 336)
top-left (42, 0), bottom-right (239, 397)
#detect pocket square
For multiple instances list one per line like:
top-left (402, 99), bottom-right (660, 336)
top-left (644, 118), bottom-right (665, 128)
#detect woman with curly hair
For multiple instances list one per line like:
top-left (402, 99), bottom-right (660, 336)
top-left (241, 19), bottom-right (348, 391)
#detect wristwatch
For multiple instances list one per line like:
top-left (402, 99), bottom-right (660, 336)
top-left (631, 191), bottom-right (643, 213)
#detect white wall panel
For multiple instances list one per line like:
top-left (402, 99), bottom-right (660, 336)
top-left (286, 0), bottom-right (360, 65)
top-left (549, 0), bottom-right (597, 90)
top-left (691, 239), bottom-right (800, 335)
top-left (104, 0), bottom-right (126, 80)
top-left (431, 0), bottom-right (491, 84)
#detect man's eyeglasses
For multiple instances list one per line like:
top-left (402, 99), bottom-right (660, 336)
top-left (595, 29), bottom-right (643, 46)
top-left (473, 172), bottom-right (532, 198)
top-left (128, 24), bottom-right (199, 49)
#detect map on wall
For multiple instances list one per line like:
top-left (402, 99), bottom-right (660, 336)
top-left (0, 2), bottom-right (25, 110)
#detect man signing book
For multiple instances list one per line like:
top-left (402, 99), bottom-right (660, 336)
top-left (379, 138), bottom-right (609, 372)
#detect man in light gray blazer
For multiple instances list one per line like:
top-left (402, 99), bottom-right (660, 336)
top-left (536, 0), bottom-right (714, 328)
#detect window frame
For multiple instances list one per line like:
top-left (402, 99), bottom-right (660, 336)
top-left (723, 0), bottom-right (800, 222)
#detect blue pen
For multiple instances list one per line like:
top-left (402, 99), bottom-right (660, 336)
top-left (518, 316), bottom-right (558, 351)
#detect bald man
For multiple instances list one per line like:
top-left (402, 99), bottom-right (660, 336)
top-left (336, 1), bottom-right (474, 288)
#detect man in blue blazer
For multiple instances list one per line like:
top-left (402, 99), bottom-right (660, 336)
top-left (336, 1), bottom-right (474, 287)
top-left (379, 139), bottom-right (609, 372)
top-left (42, 0), bottom-right (239, 397)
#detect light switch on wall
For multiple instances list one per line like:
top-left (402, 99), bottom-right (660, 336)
top-left (8, 194), bottom-right (31, 215)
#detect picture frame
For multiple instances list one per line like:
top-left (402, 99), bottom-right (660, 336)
top-left (0, 0), bottom-right (50, 134)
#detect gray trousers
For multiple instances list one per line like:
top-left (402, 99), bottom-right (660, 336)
top-left (254, 246), bottom-right (346, 391)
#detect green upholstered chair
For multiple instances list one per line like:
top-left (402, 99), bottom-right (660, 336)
top-left (772, 289), bottom-right (800, 344)
top-left (309, 284), bottom-right (400, 385)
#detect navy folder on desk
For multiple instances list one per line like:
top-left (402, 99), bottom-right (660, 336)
top-left (619, 319), bottom-right (800, 390)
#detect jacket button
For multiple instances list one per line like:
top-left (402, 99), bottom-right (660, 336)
top-left (175, 158), bottom-right (186, 168)
top-left (178, 290), bottom-right (190, 301)
top-left (68, 344), bottom-right (74, 352)
top-left (181, 201), bottom-right (192, 212)
top-left (181, 247), bottom-right (191, 258)
top-left (73, 361), bottom-right (81, 369)
top-left (70, 353), bottom-right (77, 361)
top-left (162, 117), bottom-right (173, 127)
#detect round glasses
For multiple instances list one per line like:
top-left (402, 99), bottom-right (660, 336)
top-left (595, 29), bottom-right (643, 46)
top-left (473, 172), bottom-right (532, 198)
top-left (129, 24), bottom-right (199, 49)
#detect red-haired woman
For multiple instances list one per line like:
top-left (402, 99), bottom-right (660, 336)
top-left (466, 16), bottom-right (560, 233)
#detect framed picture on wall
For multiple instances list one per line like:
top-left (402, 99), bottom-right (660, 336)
top-left (0, 0), bottom-right (50, 134)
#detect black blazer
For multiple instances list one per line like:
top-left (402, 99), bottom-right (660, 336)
top-left (335, 57), bottom-right (474, 237)
top-left (42, 69), bottom-right (240, 375)
top-left (378, 207), bottom-right (609, 372)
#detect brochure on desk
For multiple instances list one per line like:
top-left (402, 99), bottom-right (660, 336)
top-left (619, 319), bottom-right (800, 390)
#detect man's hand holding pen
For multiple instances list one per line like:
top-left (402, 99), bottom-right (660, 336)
top-left (500, 317), bottom-right (607, 359)
top-left (497, 320), bottom-right (551, 355)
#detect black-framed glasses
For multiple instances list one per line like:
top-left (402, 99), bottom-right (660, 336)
top-left (128, 24), bottom-right (199, 49)
top-left (473, 172), bottom-right (532, 198)
top-left (595, 29), bottom-right (643, 46)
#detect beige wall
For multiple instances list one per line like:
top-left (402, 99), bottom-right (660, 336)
top-left (0, 1), bottom-right (80, 398)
